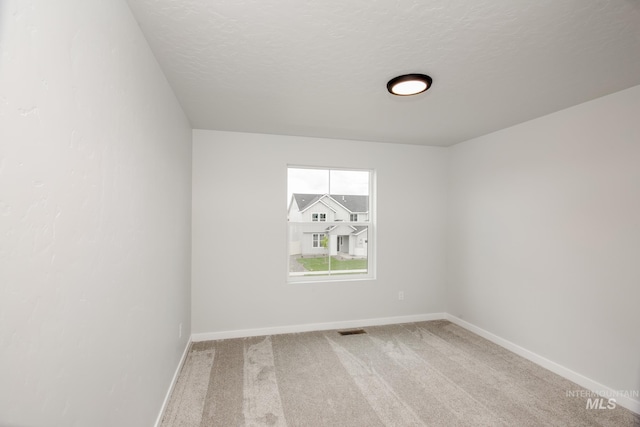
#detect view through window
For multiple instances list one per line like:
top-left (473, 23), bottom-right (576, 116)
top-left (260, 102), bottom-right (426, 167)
top-left (287, 167), bottom-right (373, 281)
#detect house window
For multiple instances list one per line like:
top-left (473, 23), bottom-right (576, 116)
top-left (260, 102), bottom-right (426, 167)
top-left (312, 233), bottom-right (325, 248)
top-left (287, 166), bottom-right (374, 282)
top-left (312, 213), bottom-right (327, 222)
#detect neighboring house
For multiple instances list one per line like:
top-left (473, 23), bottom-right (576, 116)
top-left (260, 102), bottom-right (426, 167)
top-left (288, 193), bottom-right (369, 257)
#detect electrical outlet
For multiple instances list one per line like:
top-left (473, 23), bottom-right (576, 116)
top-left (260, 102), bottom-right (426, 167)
top-left (398, 291), bottom-right (404, 301)
top-left (179, 323), bottom-right (182, 338)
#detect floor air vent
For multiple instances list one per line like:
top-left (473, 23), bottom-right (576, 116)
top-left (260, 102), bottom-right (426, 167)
top-left (338, 329), bottom-right (366, 336)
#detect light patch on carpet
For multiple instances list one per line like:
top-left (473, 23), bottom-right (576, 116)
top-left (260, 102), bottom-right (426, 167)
top-left (243, 336), bottom-right (287, 426)
top-left (326, 336), bottom-right (426, 426)
top-left (161, 348), bottom-right (215, 427)
top-left (411, 324), bottom-right (574, 426)
top-left (370, 335), bottom-right (507, 426)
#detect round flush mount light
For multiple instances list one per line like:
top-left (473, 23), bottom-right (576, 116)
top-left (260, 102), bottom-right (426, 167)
top-left (387, 73), bottom-right (433, 96)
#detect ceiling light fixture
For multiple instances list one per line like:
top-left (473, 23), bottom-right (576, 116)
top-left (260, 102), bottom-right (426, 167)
top-left (387, 73), bottom-right (433, 96)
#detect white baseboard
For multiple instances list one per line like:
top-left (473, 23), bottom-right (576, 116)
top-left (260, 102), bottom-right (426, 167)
top-left (445, 314), bottom-right (640, 415)
top-left (191, 312), bottom-right (446, 342)
top-left (154, 338), bottom-right (192, 427)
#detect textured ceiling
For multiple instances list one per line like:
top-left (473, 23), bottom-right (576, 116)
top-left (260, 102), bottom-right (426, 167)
top-left (125, 0), bottom-right (640, 146)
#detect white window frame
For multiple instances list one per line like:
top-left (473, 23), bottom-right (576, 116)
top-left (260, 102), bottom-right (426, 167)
top-left (287, 166), bottom-right (376, 283)
top-left (350, 213), bottom-right (358, 222)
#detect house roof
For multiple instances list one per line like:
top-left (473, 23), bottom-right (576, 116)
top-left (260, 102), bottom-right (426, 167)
top-left (293, 194), bottom-right (369, 213)
top-left (352, 226), bottom-right (368, 236)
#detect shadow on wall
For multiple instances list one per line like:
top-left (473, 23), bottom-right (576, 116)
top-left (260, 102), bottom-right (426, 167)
top-left (637, 369), bottom-right (640, 405)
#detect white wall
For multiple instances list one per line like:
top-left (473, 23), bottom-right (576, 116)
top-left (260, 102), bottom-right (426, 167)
top-left (192, 130), bottom-right (448, 334)
top-left (0, 1), bottom-right (192, 426)
top-left (448, 85), bottom-right (640, 399)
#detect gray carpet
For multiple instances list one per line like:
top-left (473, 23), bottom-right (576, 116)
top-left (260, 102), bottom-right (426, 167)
top-left (161, 320), bottom-right (640, 426)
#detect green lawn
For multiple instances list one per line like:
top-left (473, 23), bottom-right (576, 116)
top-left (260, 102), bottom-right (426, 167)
top-left (296, 256), bottom-right (367, 271)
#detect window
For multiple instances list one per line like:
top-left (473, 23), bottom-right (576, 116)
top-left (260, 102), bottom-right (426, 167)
top-left (312, 233), bottom-right (325, 248)
top-left (312, 213), bottom-right (327, 222)
top-left (287, 166), bottom-right (374, 282)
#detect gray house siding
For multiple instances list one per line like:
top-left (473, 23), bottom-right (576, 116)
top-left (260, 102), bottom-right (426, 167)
top-left (288, 194), bottom-right (369, 257)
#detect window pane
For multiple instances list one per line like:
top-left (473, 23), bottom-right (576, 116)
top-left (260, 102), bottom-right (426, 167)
top-left (287, 168), bottom-right (369, 210)
top-left (289, 224), bottom-right (369, 278)
top-left (330, 170), bottom-right (370, 196)
top-left (288, 166), bottom-right (372, 281)
top-left (287, 168), bottom-right (329, 206)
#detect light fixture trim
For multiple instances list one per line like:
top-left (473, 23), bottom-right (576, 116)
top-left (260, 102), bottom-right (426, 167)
top-left (387, 73), bottom-right (433, 96)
